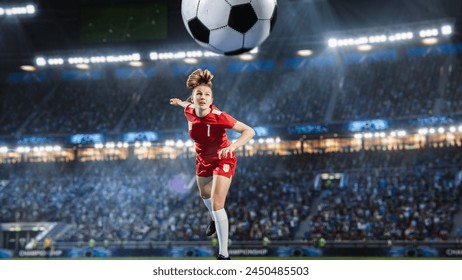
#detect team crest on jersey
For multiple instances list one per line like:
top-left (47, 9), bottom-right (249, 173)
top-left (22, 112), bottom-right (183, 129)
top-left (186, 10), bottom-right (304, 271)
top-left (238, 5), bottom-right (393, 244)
top-left (223, 164), bottom-right (230, 173)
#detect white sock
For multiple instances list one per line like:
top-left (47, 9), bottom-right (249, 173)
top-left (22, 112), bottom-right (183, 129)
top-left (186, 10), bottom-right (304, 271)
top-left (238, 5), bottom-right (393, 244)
top-left (202, 198), bottom-right (214, 221)
top-left (212, 208), bottom-right (229, 257)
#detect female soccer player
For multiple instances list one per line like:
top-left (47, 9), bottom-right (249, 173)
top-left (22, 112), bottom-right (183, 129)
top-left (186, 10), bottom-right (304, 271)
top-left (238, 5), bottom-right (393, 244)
top-left (170, 69), bottom-right (255, 260)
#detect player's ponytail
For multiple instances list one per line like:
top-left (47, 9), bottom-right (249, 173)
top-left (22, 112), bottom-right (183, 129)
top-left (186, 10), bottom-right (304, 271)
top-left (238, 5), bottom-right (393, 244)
top-left (186, 69), bottom-right (214, 89)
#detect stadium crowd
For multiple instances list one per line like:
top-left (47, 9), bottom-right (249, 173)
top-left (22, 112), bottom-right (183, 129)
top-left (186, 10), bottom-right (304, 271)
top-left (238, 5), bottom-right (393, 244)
top-left (2, 50), bottom-right (462, 135)
top-left (1, 148), bottom-right (461, 243)
top-left (1, 47), bottom-right (462, 244)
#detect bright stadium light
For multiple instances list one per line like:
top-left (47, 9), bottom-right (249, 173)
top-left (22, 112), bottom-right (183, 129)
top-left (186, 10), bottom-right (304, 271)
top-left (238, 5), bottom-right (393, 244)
top-left (239, 54), bottom-right (254, 61)
top-left (328, 38), bottom-right (338, 48)
top-left (441, 25), bottom-right (452, 35)
top-left (26, 4), bottom-right (35, 14)
top-left (183, 58), bottom-right (198, 64)
top-left (69, 57), bottom-right (90, 64)
top-left (47, 58), bottom-right (64, 65)
top-left (150, 49), bottom-right (220, 61)
top-left (129, 61), bottom-right (144, 67)
top-left (20, 65), bottom-right (36, 71)
top-left (75, 64), bottom-right (90, 70)
top-left (418, 128), bottom-right (429, 135)
top-left (0, 4), bottom-right (36, 16)
top-left (419, 28), bottom-right (439, 38)
top-left (422, 37), bottom-right (438, 45)
top-left (357, 44), bottom-right (372, 52)
top-left (35, 57), bottom-right (47, 66)
top-left (297, 49), bottom-right (313, 57)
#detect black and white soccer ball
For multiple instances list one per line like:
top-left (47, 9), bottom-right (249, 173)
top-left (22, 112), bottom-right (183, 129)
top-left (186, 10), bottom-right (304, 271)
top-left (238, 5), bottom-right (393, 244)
top-left (181, 0), bottom-right (277, 55)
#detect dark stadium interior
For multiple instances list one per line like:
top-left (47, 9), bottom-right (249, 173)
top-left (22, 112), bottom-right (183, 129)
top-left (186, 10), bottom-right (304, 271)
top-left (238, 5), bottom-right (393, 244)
top-left (1, 0), bottom-right (462, 259)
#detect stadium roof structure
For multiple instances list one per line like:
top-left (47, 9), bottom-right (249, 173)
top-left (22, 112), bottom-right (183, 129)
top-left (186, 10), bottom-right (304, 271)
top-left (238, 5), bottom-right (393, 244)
top-left (0, 0), bottom-right (461, 73)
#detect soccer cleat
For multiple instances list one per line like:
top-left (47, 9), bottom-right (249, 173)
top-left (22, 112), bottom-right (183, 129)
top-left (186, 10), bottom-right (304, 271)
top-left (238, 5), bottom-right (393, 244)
top-left (217, 254), bottom-right (231, 260)
top-left (206, 220), bottom-right (216, 236)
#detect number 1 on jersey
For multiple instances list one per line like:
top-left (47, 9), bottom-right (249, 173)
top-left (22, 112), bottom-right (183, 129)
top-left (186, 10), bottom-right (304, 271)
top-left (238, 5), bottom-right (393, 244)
top-left (206, 124), bottom-right (211, 137)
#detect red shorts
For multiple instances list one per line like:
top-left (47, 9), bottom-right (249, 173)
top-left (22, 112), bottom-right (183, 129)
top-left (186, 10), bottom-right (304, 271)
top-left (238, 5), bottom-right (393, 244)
top-left (196, 156), bottom-right (237, 178)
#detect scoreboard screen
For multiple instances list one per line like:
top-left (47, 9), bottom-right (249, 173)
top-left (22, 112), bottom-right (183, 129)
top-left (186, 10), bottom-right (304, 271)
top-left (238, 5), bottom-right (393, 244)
top-left (80, 1), bottom-right (168, 43)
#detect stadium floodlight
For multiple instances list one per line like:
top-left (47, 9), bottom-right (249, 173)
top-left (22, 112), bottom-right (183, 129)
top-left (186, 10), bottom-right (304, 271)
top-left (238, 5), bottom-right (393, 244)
top-left (185, 140), bottom-right (193, 147)
top-left (20, 65), bottom-right (36, 71)
top-left (75, 64), bottom-right (90, 70)
top-left (0, 146), bottom-right (8, 153)
top-left (105, 142), bottom-right (115, 149)
top-left (418, 128), bottom-right (429, 135)
top-left (0, 4), bottom-right (36, 16)
top-left (297, 49), bottom-right (313, 57)
top-left (175, 140), bottom-right (184, 148)
top-left (40, 53), bottom-right (140, 67)
top-left (204, 51), bottom-right (220, 57)
top-left (368, 35), bottom-right (387, 44)
top-left (441, 25), bottom-right (452, 35)
top-left (397, 130), bottom-right (407, 137)
top-left (458, 125), bottom-right (462, 133)
top-left (388, 32), bottom-right (413, 42)
top-left (328, 20), bottom-right (454, 49)
top-left (94, 143), bottom-right (104, 149)
top-left (328, 39), bottom-right (338, 48)
top-left (35, 57), bottom-right (47, 66)
top-left (129, 61), bottom-right (143, 67)
top-left (16, 146), bottom-right (31, 153)
top-left (69, 57), bottom-right (91, 64)
top-left (239, 54), bottom-right (254, 61)
top-left (422, 37), bottom-right (438, 45)
top-left (47, 58), bottom-right (64, 65)
top-left (357, 44), bottom-right (372, 52)
top-left (164, 140), bottom-right (175, 146)
top-left (186, 51), bottom-right (203, 58)
top-left (419, 28), bottom-right (439, 38)
top-left (150, 49), bottom-right (220, 61)
top-left (428, 128), bottom-right (436, 134)
top-left (437, 127), bottom-right (445, 134)
top-left (183, 58), bottom-right (198, 64)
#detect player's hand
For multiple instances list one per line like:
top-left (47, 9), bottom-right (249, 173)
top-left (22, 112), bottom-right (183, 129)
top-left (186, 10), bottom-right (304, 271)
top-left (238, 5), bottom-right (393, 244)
top-left (217, 145), bottom-right (236, 159)
top-left (170, 98), bottom-right (181, 106)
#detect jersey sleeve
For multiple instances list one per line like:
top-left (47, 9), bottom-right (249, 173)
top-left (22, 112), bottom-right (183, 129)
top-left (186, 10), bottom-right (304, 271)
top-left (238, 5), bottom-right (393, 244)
top-left (219, 111), bottom-right (238, 129)
top-left (184, 104), bottom-right (194, 121)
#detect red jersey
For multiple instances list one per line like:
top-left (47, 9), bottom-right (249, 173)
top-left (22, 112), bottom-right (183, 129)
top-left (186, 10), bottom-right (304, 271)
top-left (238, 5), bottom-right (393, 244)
top-left (184, 104), bottom-right (237, 163)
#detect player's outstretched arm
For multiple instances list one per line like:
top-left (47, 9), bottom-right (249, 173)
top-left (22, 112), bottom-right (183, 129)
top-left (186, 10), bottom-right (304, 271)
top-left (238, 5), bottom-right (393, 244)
top-left (170, 98), bottom-right (191, 108)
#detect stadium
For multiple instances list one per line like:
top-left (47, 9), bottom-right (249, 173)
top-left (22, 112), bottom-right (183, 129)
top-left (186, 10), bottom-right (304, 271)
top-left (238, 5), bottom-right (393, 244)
top-left (1, 0), bottom-right (462, 261)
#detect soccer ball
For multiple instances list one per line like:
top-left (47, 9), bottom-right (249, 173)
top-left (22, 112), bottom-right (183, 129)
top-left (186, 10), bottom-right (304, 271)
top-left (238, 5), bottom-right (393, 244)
top-left (181, 0), bottom-right (278, 55)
